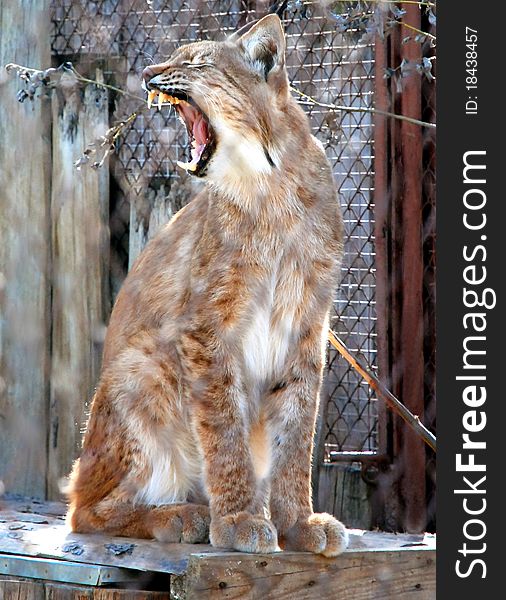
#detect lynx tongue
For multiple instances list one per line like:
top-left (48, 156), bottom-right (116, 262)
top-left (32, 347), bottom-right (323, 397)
top-left (176, 103), bottom-right (210, 172)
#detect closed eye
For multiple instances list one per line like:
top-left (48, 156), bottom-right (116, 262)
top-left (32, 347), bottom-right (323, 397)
top-left (182, 61), bottom-right (215, 69)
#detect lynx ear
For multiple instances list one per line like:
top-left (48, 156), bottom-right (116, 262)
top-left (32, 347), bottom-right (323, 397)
top-left (236, 14), bottom-right (286, 84)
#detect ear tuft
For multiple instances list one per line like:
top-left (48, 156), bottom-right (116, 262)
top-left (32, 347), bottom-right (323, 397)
top-left (237, 14), bottom-right (286, 81)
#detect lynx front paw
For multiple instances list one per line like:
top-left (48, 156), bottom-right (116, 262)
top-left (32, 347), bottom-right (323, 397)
top-left (150, 503), bottom-right (210, 544)
top-left (210, 512), bottom-right (279, 553)
top-left (282, 513), bottom-right (349, 557)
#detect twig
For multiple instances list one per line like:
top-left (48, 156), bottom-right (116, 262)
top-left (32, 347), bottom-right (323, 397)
top-left (328, 329), bottom-right (437, 452)
top-left (66, 64), bottom-right (146, 102)
top-left (5, 63), bottom-right (48, 76)
top-left (400, 21), bottom-right (436, 40)
top-left (74, 111), bottom-right (140, 170)
top-left (291, 86), bottom-right (436, 129)
top-left (110, 111), bottom-right (139, 139)
top-left (4, 61), bottom-right (146, 103)
top-left (5, 61), bottom-right (145, 169)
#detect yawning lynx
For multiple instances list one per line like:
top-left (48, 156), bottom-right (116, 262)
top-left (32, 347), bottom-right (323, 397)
top-left (67, 14), bottom-right (348, 556)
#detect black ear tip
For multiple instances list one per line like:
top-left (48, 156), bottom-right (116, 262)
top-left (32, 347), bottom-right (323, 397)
top-left (269, 0), bottom-right (288, 18)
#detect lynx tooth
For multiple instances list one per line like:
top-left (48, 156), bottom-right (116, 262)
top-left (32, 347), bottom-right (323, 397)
top-left (177, 160), bottom-right (198, 172)
top-left (147, 90), bottom-right (157, 109)
top-left (159, 92), bottom-right (172, 106)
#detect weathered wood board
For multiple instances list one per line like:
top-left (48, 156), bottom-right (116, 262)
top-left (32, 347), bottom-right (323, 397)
top-left (0, 554), bottom-right (138, 587)
top-left (0, 0), bottom-right (52, 499)
top-left (48, 72), bottom-right (110, 499)
top-left (316, 464), bottom-right (372, 529)
top-left (0, 576), bottom-right (171, 600)
top-left (184, 548), bottom-right (435, 599)
top-left (0, 503), bottom-right (213, 576)
top-left (0, 498), bottom-right (436, 599)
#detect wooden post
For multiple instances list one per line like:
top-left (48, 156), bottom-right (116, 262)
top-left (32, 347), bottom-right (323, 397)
top-left (0, 1), bottom-right (52, 497)
top-left (48, 72), bottom-right (110, 498)
top-left (127, 179), bottom-right (195, 269)
top-left (397, 5), bottom-right (426, 532)
top-left (369, 32), bottom-right (395, 531)
top-left (371, 19), bottom-right (428, 531)
top-left (316, 464), bottom-right (372, 529)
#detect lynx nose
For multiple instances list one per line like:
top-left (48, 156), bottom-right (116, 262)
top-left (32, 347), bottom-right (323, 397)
top-left (142, 65), bottom-right (156, 84)
top-left (142, 65), bottom-right (166, 87)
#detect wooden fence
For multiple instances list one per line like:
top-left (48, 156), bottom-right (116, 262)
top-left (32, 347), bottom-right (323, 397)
top-left (1, 1), bottom-right (107, 498)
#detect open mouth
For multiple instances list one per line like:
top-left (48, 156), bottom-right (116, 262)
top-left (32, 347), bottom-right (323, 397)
top-left (146, 88), bottom-right (216, 177)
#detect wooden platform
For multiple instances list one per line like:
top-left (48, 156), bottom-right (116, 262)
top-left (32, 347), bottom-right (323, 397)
top-left (0, 497), bottom-right (436, 599)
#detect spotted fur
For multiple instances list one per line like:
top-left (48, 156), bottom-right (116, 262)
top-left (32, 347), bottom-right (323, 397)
top-left (67, 14), bottom-right (348, 557)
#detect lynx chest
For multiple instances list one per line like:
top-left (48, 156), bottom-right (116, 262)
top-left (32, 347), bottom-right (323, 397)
top-left (242, 260), bottom-right (305, 385)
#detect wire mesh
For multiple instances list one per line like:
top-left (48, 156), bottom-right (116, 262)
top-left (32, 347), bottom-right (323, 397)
top-left (50, 0), bottom-right (379, 458)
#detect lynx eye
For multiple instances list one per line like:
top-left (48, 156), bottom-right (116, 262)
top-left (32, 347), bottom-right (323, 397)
top-left (182, 61), bottom-right (214, 69)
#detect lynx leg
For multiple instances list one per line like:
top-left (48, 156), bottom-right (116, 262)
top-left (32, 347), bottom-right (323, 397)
top-left (268, 323), bottom-right (348, 557)
top-left (68, 344), bottom-right (209, 543)
top-left (191, 369), bottom-right (278, 553)
top-left (69, 500), bottom-right (210, 543)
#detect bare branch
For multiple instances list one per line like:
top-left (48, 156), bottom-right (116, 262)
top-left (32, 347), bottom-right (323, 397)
top-left (67, 64), bottom-right (146, 102)
top-left (4, 61), bottom-right (146, 103)
top-left (291, 86), bottom-right (436, 129)
top-left (74, 112), bottom-right (139, 170)
top-left (328, 330), bottom-right (437, 452)
top-left (400, 21), bottom-right (436, 40)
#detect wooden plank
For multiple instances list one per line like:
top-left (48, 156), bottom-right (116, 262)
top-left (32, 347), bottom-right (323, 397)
top-left (0, 497), bottom-right (67, 518)
top-left (184, 548), bottom-right (435, 600)
top-left (0, 576), bottom-right (44, 600)
top-left (0, 500), bottom-right (435, 579)
top-left (0, 0), bottom-right (52, 498)
top-left (0, 554), bottom-right (139, 587)
top-left (0, 503), bottom-right (436, 575)
top-left (0, 506), bottom-right (215, 575)
top-left (0, 500), bottom-right (435, 598)
top-left (0, 575), bottom-right (170, 599)
top-left (316, 464), bottom-right (372, 530)
top-left (48, 71), bottom-right (110, 498)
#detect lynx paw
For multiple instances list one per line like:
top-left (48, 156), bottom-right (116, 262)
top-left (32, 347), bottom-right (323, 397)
top-left (150, 504), bottom-right (210, 544)
top-left (210, 512), bottom-right (279, 553)
top-left (282, 513), bottom-right (348, 557)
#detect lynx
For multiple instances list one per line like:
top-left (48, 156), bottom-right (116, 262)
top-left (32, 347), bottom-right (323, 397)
top-left (67, 14), bottom-right (348, 556)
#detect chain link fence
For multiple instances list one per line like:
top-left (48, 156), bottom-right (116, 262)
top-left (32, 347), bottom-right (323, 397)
top-left (50, 0), bottom-right (380, 460)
